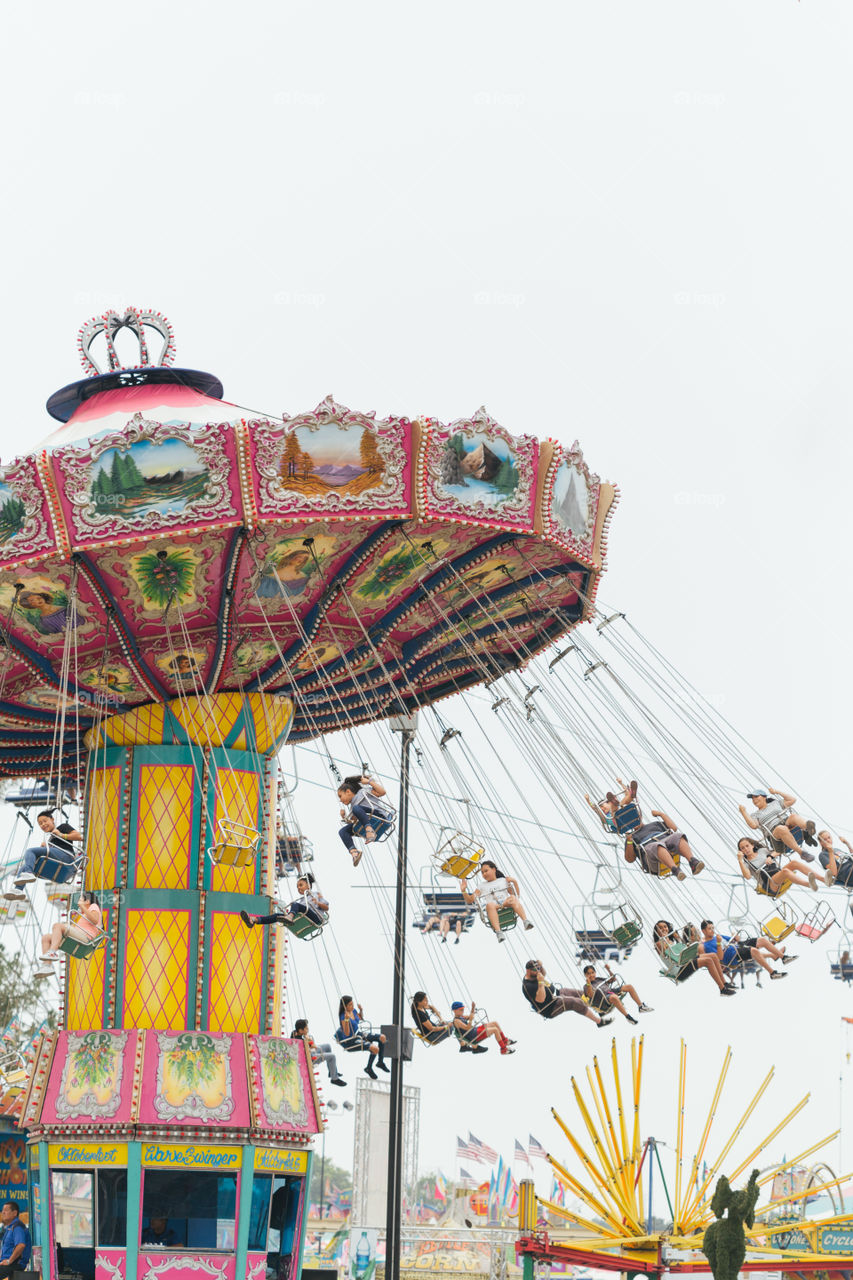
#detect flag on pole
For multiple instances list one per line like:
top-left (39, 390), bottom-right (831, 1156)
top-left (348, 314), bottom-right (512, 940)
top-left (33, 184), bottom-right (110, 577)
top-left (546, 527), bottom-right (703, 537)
top-left (434, 1173), bottom-right (447, 1202)
top-left (457, 1135), bottom-right (478, 1162)
top-left (458, 1166), bottom-right (477, 1188)
top-left (550, 1176), bottom-right (565, 1207)
top-left (469, 1131), bottom-right (498, 1163)
top-left (514, 1139), bottom-right (531, 1167)
top-left (529, 1134), bottom-right (548, 1161)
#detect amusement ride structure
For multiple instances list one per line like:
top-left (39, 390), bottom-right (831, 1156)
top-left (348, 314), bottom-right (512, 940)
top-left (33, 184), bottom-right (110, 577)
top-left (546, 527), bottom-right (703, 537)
top-left (0, 307), bottom-right (617, 1278)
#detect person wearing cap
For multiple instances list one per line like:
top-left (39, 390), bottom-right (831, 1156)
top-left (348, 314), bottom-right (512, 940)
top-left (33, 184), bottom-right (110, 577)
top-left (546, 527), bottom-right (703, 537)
top-left (450, 1001), bottom-right (516, 1055)
top-left (410, 992), bottom-right (452, 1045)
top-left (522, 960), bottom-right (613, 1026)
top-left (817, 831), bottom-right (853, 888)
top-left (739, 787), bottom-right (817, 856)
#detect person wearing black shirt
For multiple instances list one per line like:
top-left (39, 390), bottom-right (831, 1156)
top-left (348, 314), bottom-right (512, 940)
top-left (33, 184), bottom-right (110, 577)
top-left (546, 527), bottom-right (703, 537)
top-left (15, 810), bottom-right (82, 887)
top-left (410, 992), bottom-right (452, 1045)
top-left (522, 960), bottom-right (612, 1026)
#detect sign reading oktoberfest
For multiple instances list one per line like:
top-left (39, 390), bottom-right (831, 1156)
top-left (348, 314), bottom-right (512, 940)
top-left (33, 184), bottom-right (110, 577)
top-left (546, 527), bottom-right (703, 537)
top-left (48, 1143), bottom-right (128, 1166)
top-left (254, 1148), bottom-right (309, 1174)
top-left (141, 1143), bottom-right (240, 1169)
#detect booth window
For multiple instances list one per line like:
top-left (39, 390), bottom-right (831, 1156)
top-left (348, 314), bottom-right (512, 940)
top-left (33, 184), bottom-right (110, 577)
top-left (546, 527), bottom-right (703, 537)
top-left (50, 1167), bottom-right (128, 1277)
top-left (51, 1171), bottom-right (94, 1247)
top-left (98, 1169), bottom-right (128, 1247)
top-left (247, 1174), bottom-right (302, 1265)
top-left (141, 1171), bottom-right (237, 1250)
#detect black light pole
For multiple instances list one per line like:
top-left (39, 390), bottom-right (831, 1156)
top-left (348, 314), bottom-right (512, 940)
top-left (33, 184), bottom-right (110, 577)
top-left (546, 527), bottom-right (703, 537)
top-left (385, 712), bottom-right (417, 1280)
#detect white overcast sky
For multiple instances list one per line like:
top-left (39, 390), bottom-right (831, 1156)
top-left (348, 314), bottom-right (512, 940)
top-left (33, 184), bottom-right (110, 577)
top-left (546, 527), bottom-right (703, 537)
top-left (1, 0), bottom-right (852, 1195)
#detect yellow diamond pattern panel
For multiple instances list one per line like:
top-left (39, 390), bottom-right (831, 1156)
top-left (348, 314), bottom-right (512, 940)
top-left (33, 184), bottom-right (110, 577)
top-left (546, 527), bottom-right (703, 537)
top-left (174, 693), bottom-right (243, 748)
top-left (210, 768), bottom-right (260, 894)
top-left (85, 766), bottom-right (122, 890)
top-left (66, 912), bottom-right (108, 1031)
top-left (207, 910), bottom-right (263, 1033)
top-left (248, 693), bottom-right (293, 754)
top-left (123, 909), bottom-right (191, 1029)
top-left (136, 765), bottom-right (194, 889)
top-left (99, 702), bottom-right (166, 748)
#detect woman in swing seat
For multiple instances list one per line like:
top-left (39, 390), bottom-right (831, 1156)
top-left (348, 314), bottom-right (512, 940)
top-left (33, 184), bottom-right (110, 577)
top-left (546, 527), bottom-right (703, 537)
top-left (337, 773), bottom-right (394, 867)
top-left (241, 873), bottom-right (328, 929)
top-left (818, 831), bottom-right (853, 888)
top-left (736, 838), bottom-right (818, 895)
top-left (654, 920), bottom-right (736, 996)
top-left (410, 992), bottom-right (453, 1046)
top-left (337, 995), bottom-right (388, 1079)
top-left (38, 890), bottom-right (102, 973)
top-left (459, 860), bottom-right (534, 942)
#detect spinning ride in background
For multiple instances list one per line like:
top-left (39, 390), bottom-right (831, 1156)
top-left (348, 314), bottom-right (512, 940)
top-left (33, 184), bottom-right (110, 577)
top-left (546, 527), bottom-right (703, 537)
top-left (0, 308), bottom-right (616, 1275)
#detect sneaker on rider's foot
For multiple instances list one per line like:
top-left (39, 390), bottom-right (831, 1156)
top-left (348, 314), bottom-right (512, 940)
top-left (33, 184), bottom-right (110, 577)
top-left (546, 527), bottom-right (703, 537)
top-left (781, 954), bottom-right (798, 964)
top-left (472, 1046), bottom-right (488, 1054)
top-left (625, 1014), bottom-right (639, 1025)
top-left (689, 858), bottom-right (705, 875)
top-left (638, 1003), bottom-right (654, 1013)
top-left (770, 970), bottom-right (788, 980)
top-left (808, 872), bottom-right (819, 891)
top-left (495, 930), bottom-right (506, 943)
top-left (804, 820), bottom-right (817, 847)
top-left (598, 1016), bottom-right (614, 1028)
top-left (720, 986), bottom-right (737, 996)
top-left (676, 869), bottom-right (687, 881)
top-left (240, 911), bottom-right (256, 927)
top-left (331, 1077), bottom-right (347, 1086)
top-left (799, 849), bottom-right (816, 861)
top-left (14, 873), bottom-right (36, 886)
top-left (824, 869), bottom-right (836, 886)
top-left (524, 920), bottom-right (535, 931)
top-left (364, 826), bottom-right (376, 844)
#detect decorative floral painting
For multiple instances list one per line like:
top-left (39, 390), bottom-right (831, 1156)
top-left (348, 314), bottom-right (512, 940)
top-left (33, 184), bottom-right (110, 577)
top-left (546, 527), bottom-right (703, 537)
top-left (352, 533), bottom-right (454, 603)
top-left (127, 546), bottom-right (202, 611)
top-left (232, 640), bottom-right (279, 676)
top-left (255, 1037), bottom-right (310, 1128)
top-left (55, 1031), bottom-right (128, 1119)
top-left (153, 1031), bottom-right (233, 1123)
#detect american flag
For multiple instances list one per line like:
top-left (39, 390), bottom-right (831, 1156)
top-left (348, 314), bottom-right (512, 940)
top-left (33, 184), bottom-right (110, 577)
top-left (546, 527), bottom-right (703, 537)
top-left (469, 1131), bottom-right (498, 1163)
top-left (528, 1134), bottom-right (548, 1161)
top-left (457, 1166), bottom-right (477, 1188)
top-left (514, 1139), bottom-right (531, 1167)
top-left (456, 1134), bottom-right (478, 1161)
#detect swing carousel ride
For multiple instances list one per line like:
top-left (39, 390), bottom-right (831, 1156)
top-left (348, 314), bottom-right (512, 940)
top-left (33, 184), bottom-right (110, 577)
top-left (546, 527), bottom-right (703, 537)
top-left (0, 306), bottom-right (617, 1277)
top-left (0, 308), bottom-right (849, 1277)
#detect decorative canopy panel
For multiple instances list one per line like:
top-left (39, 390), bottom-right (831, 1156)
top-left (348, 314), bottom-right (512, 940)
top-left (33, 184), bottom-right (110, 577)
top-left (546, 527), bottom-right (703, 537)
top-left (0, 313), bottom-right (617, 776)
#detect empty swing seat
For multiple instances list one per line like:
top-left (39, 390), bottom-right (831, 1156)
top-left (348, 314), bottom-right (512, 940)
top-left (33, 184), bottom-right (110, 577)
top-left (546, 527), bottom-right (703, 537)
top-left (208, 820), bottom-right (261, 868)
top-left (795, 904), bottom-right (835, 942)
top-left (611, 920), bottom-right (642, 947)
top-left (830, 962), bottom-right (853, 983)
top-left (276, 832), bottom-right (314, 867)
top-left (575, 929), bottom-right (619, 961)
top-left (761, 905), bottom-right (796, 943)
top-left (434, 831), bottom-right (484, 879)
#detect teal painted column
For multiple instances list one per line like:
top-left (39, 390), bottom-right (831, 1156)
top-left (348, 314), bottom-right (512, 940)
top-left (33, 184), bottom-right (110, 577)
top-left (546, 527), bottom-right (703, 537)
top-left (37, 1141), bottom-right (49, 1279)
top-left (522, 1252), bottom-right (535, 1280)
top-left (293, 1150), bottom-right (313, 1280)
top-left (125, 1144), bottom-right (142, 1280)
top-left (235, 1146), bottom-right (255, 1274)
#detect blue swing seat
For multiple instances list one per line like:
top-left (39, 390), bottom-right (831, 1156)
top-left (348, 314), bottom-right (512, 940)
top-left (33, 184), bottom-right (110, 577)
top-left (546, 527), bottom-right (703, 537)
top-left (33, 851), bottom-right (80, 885)
top-left (350, 812), bottom-right (395, 843)
top-left (612, 802), bottom-right (642, 836)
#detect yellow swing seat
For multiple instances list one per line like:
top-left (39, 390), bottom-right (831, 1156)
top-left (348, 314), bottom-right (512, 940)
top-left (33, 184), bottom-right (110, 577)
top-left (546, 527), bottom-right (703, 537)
top-left (761, 901), bottom-right (796, 944)
top-left (434, 831), bottom-right (485, 881)
top-left (208, 819), bottom-right (261, 868)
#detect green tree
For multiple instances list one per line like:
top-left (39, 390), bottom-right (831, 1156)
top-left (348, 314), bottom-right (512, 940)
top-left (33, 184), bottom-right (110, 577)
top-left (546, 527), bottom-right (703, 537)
top-left (310, 1158), bottom-right (353, 1208)
top-left (0, 943), bottom-right (56, 1041)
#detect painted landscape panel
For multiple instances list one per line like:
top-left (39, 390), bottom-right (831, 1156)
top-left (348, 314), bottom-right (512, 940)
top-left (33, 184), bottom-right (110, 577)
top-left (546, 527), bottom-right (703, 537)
top-left (89, 438), bottom-right (209, 520)
top-left (278, 423), bottom-right (385, 498)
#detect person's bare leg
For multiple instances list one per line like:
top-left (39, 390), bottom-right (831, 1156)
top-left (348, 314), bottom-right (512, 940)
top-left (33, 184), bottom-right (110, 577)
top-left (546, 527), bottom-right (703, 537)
top-left (749, 947), bottom-right (774, 975)
top-left (772, 823), bottom-right (802, 854)
top-left (486, 902), bottom-right (500, 933)
top-left (771, 870), bottom-right (810, 891)
top-left (507, 895), bottom-right (528, 923)
top-left (621, 982), bottom-right (642, 1007)
top-left (698, 954), bottom-right (725, 990)
top-left (755, 937), bottom-right (783, 961)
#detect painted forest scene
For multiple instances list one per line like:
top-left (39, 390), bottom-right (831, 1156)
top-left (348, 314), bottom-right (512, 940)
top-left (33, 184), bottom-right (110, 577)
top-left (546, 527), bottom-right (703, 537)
top-left (89, 437), bottom-right (209, 520)
top-left (277, 422), bottom-right (385, 497)
top-left (438, 431), bottom-right (520, 504)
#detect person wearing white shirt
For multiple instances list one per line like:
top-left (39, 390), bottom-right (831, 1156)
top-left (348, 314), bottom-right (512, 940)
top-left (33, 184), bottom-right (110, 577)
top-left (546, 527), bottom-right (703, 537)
top-left (459, 860), bottom-right (534, 942)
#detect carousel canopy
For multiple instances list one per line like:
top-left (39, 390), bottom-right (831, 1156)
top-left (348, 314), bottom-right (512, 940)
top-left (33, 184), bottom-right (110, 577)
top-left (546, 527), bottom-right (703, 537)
top-left (0, 307), bottom-right (617, 776)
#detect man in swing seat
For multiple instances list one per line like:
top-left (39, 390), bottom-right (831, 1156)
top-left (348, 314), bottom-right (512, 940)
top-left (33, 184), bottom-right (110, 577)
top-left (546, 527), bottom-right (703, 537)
top-left (15, 810), bottom-right (82, 888)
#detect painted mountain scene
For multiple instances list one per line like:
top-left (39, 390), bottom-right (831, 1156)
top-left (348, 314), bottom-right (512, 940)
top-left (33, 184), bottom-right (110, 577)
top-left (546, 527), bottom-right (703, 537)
top-left (89, 437), bottom-right (209, 520)
top-left (278, 423), bottom-right (385, 497)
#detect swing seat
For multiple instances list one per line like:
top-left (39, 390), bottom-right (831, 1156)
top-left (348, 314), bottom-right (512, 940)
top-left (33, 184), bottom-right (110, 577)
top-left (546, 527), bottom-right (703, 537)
top-left (208, 820), bottom-right (261, 868)
top-left (412, 1026), bottom-right (452, 1047)
top-left (754, 876), bottom-right (791, 899)
top-left (659, 940), bottom-right (699, 981)
top-left (574, 929), bottom-right (619, 961)
top-left (761, 913), bottom-right (795, 943)
top-left (611, 921), bottom-right (642, 948)
top-left (434, 831), bottom-right (484, 879)
top-left (46, 884), bottom-right (75, 904)
top-left (831, 962), bottom-right (853, 982)
top-left (281, 912), bottom-right (327, 942)
top-left (58, 914), bottom-right (107, 960)
top-left (276, 833), bottom-right (314, 866)
top-left (350, 813), bottom-right (395, 844)
top-left (32, 851), bottom-right (81, 885)
top-left (481, 904), bottom-right (517, 935)
top-left (795, 904), bottom-right (835, 942)
top-left (612, 802), bottom-right (642, 836)
top-left (0, 1053), bottom-right (27, 1087)
top-left (335, 1024), bottom-right (380, 1052)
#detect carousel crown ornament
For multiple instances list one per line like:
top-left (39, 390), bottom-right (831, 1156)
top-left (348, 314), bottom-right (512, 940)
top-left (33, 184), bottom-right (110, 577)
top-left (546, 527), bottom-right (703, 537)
top-left (76, 307), bottom-right (176, 376)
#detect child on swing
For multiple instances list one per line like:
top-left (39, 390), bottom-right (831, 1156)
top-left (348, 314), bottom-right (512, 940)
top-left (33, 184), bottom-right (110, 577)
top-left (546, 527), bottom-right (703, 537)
top-left (337, 773), bottom-right (395, 867)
